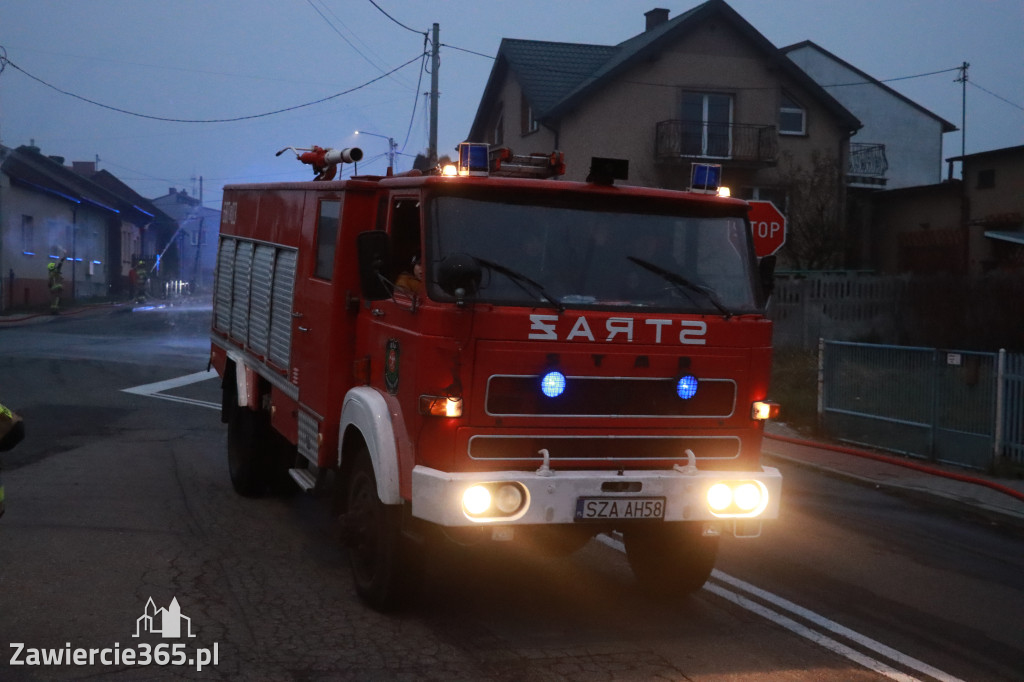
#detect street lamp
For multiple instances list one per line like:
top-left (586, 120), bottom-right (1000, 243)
top-left (354, 130), bottom-right (398, 172)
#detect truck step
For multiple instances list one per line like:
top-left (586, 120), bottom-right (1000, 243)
top-left (288, 468), bottom-right (318, 492)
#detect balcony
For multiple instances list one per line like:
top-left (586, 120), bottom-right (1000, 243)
top-left (655, 120), bottom-right (778, 166)
top-left (848, 142), bottom-right (888, 187)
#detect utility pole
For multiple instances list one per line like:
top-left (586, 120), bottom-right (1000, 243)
top-left (428, 22), bottom-right (440, 167)
top-left (954, 61), bottom-right (970, 273)
top-left (954, 61), bottom-right (969, 169)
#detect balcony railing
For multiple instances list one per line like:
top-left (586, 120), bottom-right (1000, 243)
top-left (655, 120), bottom-right (778, 165)
top-left (848, 142), bottom-right (888, 177)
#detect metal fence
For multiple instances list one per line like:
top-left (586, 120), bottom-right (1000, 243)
top-left (819, 340), bottom-right (1024, 471)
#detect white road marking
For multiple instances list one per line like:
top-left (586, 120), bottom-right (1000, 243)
top-left (596, 534), bottom-right (963, 682)
top-left (122, 369), bottom-right (220, 410)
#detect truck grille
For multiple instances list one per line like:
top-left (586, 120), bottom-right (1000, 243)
top-left (468, 435), bottom-right (740, 461)
top-left (485, 375), bottom-right (736, 418)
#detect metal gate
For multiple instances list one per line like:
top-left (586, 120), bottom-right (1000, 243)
top-left (997, 352), bottom-right (1024, 468)
top-left (820, 341), bottom-right (1022, 471)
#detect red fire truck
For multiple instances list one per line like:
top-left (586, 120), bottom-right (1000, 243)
top-left (210, 143), bottom-right (782, 610)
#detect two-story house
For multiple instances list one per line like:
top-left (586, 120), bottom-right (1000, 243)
top-left (468, 1), bottom-right (862, 268)
top-left (150, 187), bottom-right (221, 292)
top-left (783, 41), bottom-right (958, 269)
top-left (784, 41), bottom-right (957, 192)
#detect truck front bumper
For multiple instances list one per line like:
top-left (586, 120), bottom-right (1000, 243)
top-left (411, 464), bottom-right (782, 527)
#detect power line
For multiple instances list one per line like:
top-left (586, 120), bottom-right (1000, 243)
top-left (441, 43), bottom-right (495, 60)
top-left (969, 80), bottom-right (1024, 112)
top-left (400, 36), bottom-right (429, 154)
top-left (366, 0), bottom-right (425, 36)
top-left (0, 50), bottom-right (425, 123)
top-left (439, 42), bottom-right (969, 96)
top-left (305, 0), bottom-right (411, 88)
top-left (820, 66), bottom-right (963, 88)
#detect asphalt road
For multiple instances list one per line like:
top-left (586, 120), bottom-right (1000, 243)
top-left (0, 304), bottom-right (1021, 681)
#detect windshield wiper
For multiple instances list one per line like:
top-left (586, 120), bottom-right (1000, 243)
top-left (472, 255), bottom-right (564, 312)
top-left (626, 256), bottom-right (732, 319)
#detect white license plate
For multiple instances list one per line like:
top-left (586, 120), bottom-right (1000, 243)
top-left (574, 497), bottom-right (665, 521)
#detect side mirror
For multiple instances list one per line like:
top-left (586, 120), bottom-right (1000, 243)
top-left (758, 255), bottom-right (776, 301)
top-left (437, 253), bottom-right (482, 302)
top-left (356, 231), bottom-right (392, 301)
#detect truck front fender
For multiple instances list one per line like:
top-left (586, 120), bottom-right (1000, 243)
top-left (338, 387), bottom-right (409, 505)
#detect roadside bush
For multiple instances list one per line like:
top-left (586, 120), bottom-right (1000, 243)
top-left (770, 348), bottom-right (819, 435)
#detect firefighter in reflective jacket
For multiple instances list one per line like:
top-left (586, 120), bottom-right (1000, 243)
top-left (135, 260), bottom-right (149, 300)
top-left (48, 256), bottom-right (67, 313)
top-left (0, 402), bottom-right (25, 519)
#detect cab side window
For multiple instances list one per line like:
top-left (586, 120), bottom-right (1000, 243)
top-left (315, 200), bottom-right (341, 280)
top-left (390, 199), bottom-right (421, 280)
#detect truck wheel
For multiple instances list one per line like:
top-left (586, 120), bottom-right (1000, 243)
top-left (622, 523), bottom-right (718, 597)
top-left (344, 455), bottom-right (421, 611)
top-left (227, 405), bottom-right (269, 497)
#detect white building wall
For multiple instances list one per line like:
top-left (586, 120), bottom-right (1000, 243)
top-left (787, 46), bottom-right (948, 189)
top-left (0, 179), bottom-right (112, 304)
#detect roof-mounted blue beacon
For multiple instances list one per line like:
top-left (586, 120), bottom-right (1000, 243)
top-left (458, 142), bottom-right (490, 177)
top-left (690, 162), bottom-right (722, 195)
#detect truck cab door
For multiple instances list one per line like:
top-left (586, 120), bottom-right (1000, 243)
top-left (290, 195), bottom-right (345, 413)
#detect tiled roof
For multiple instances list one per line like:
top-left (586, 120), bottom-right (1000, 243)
top-left (469, 0), bottom-right (860, 138)
top-left (1, 146), bottom-right (170, 225)
top-left (498, 39), bottom-right (617, 115)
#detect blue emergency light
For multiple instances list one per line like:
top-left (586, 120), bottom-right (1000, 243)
top-left (540, 371), bottom-right (567, 398)
top-left (676, 375), bottom-right (699, 400)
top-left (458, 142), bottom-right (490, 176)
top-left (690, 163), bottom-right (722, 194)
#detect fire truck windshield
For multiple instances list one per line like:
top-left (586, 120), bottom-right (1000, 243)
top-left (428, 194), bottom-right (761, 314)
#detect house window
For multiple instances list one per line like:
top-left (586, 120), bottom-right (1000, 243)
top-left (779, 92), bottom-right (806, 135)
top-left (520, 93), bottom-right (539, 135)
top-left (20, 215), bottom-right (35, 254)
top-left (681, 92), bottom-right (732, 157)
top-left (977, 169), bottom-right (995, 189)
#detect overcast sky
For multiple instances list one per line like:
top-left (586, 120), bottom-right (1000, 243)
top-left (1, 0), bottom-right (1021, 208)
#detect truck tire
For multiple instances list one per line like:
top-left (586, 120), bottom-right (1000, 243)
top-left (227, 405), bottom-right (269, 497)
top-left (343, 454), bottom-right (422, 611)
top-left (623, 522), bottom-right (718, 597)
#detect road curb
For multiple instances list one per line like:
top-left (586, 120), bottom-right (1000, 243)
top-left (763, 450), bottom-right (1024, 531)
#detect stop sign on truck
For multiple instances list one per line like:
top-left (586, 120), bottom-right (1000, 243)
top-left (748, 200), bottom-right (786, 258)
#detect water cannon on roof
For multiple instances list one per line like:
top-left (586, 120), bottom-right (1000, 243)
top-left (276, 145), bottom-right (363, 181)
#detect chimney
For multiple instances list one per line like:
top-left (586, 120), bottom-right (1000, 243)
top-left (169, 188), bottom-right (177, 195)
top-left (72, 161), bottom-right (96, 175)
top-left (645, 8), bottom-right (670, 31)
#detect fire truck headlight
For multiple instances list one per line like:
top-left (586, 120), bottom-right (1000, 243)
top-left (733, 483), bottom-right (762, 512)
top-left (707, 483), bottom-right (733, 512)
top-left (706, 480), bottom-right (769, 518)
top-left (463, 486), bottom-right (491, 515)
top-left (442, 164), bottom-right (458, 176)
top-left (462, 482), bottom-right (528, 520)
top-left (494, 485), bottom-right (524, 514)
